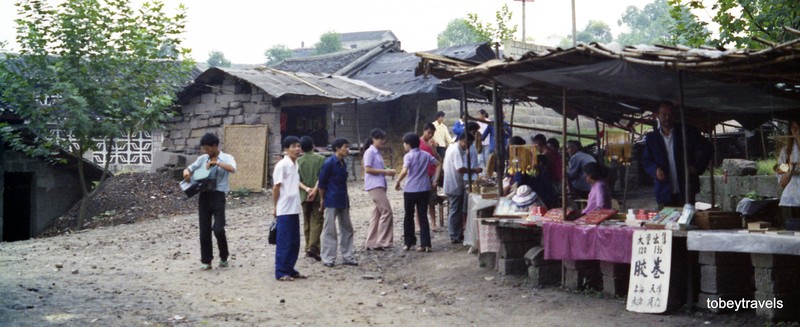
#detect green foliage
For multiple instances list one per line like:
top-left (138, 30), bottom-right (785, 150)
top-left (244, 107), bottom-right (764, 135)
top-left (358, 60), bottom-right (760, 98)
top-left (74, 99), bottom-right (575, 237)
top-left (207, 50), bottom-right (231, 68)
top-left (230, 187), bottom-right (251, 198)
top-left (0, 0), bottom-right (193, 228)
top-left (314, 31), bottom-right (344, 55)
top-left (561, 20), bottom-right (614, 47)
top-left (757, 158), bottom-right (778, 175)
top-left (467, 4), bottom-right (518, 44)
top-left (668, 0), bottom-right (800, 49)
top-left (437, 18), bottom-right (486, 48)
top-left (617, 0), bottom-right (708, 46)
top-left (264, 44), bottom-right (293, 65)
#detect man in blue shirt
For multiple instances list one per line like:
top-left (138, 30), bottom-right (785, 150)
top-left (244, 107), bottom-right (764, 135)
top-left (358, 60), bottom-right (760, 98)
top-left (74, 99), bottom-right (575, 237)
top-left (318, 138), bottom-right (358, 267)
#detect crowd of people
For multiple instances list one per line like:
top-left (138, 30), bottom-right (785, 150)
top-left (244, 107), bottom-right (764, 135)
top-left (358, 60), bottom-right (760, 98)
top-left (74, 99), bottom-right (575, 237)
top-left (181, 103), bottom-right (800, 282)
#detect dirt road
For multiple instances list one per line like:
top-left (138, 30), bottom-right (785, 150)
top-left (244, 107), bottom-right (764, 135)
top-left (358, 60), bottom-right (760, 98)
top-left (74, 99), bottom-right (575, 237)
top-left (0, 181), bottom-right (765, 326)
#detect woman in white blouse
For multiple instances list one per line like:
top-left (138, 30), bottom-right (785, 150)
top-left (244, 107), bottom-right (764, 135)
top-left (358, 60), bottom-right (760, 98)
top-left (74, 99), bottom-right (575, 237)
top-left (777, 118), bottom-right (800, 226)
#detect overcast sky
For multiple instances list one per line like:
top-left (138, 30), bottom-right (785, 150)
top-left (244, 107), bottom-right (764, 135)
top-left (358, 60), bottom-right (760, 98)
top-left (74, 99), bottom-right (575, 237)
top-left (0, 0), bottom-right (657, 64)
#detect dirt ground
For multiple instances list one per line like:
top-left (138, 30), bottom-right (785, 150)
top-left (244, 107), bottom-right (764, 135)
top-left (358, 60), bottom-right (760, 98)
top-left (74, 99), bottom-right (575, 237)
top-left (0, 179), bottom-right (780, 326)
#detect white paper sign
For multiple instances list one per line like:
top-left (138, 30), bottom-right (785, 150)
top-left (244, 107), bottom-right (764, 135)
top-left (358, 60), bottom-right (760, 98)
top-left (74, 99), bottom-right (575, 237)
top-left (626, 230), bottom-right (672, 313)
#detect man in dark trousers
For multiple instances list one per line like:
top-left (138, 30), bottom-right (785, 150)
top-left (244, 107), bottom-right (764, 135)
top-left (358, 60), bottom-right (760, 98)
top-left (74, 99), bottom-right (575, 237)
top-left (183, 133), bottom-right (237, 270)
top-left (641, 101), bottom-right (713, 208)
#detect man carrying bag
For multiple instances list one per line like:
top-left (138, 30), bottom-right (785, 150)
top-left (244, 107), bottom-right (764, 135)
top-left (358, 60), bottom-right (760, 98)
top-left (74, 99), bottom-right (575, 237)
top-left (183, 133), bottom-right (237, 271)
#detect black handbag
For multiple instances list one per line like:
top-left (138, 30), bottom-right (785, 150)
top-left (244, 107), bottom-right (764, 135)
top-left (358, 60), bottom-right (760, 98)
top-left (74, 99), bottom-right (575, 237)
top-left (268, 218), bottom-right (277, 245)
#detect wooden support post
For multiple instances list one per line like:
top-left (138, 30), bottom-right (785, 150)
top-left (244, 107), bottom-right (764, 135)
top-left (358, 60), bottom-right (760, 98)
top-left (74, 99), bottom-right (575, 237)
top-left (744, 130), bottom-right (750, 160)
top-left (354, 100), bottom-right (361, 182)
top-left (510, 101), bottom-right (516, 137)
top-left (708, 116), bottom-right (716, 209)
top-left (760, 125), bottom-right (768, 160)
top-left (464, 84), bottom-right (473, 193)
top-left (679, 72), bottom-right (691, 205)
top-left (494, 83), bottom-right (505, 198)
top-left (561, 88), bottom-right (568, 219)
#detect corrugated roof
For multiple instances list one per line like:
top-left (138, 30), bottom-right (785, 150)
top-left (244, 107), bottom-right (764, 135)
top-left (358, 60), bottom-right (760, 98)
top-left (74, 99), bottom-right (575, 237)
top-left (340, 30), bottom-right (394, 43)
top-left (185, 67), bottom-right (391, 103)
top-left (274, 41), bottom-right (399, 75)
top-left (351, 43), bottom-right (496, 102)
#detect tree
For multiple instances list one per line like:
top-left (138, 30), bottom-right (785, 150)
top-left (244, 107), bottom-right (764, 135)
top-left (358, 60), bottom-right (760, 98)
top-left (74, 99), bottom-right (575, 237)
top-left (0, 0), bottom-right (193, 229)
top-left (437, 19), bottom-right (486, 48)
top-left (207, 50), bottom-right (231, 68)
top-left (669, 0), bottom-right (800, 49)
top-left (264, 44), bottom-right (293, 65)
top-left (467, 4), bottom-right (519, 44)
top-left (617, 0), bottom-right (711, 46)
top-left (314, 31), bottom-right (344, 55)
top-left (560, 20), bottom-right (613, 47)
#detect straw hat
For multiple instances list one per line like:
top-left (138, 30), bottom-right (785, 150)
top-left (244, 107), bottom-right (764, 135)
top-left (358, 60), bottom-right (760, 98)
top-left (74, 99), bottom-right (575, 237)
top-left (512, 185), bottom-right (538, 208)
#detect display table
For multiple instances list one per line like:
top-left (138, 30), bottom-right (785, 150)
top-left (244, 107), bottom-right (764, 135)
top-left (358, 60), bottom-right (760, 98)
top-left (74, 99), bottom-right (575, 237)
top-left (465, 194), bottom-right (498, 252)
top-left (687, 230), bottom-right (800, 320)
top-left (542, 222), bottom-right (639, 264)
top-left (687, 230), bottom-right (800, 255)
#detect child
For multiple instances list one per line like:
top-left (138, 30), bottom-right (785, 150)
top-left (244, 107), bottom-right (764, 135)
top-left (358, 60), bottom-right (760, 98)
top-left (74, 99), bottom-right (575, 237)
top-left (582, 162), bottom-right (611, 215)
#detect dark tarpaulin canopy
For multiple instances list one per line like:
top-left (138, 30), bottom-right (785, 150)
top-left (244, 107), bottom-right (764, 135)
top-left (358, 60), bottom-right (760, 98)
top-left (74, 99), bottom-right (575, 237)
top-left (507, 60), bottom-right (800, 129)
top-left (415, 33), bottom-right (800, 130)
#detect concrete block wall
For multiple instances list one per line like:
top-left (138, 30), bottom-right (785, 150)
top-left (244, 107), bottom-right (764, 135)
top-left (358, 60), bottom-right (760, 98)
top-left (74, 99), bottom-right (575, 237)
top-left (698, 176), bottom-right (782, 211)
top-left (437, 99), bottom-right (599, 142)
top-left (2, 150), bottom-right (86, 238)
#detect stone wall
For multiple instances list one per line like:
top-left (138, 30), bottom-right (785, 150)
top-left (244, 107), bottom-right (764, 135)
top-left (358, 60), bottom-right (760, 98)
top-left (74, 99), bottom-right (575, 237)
top-left (698, 175), bottom-right (782, 211)
top-left (161, 75), bottom-right (281, 187)
top-left (1, 149), bottom-right (87, 239)
top-left (161, 77), bottom-right (434, 186)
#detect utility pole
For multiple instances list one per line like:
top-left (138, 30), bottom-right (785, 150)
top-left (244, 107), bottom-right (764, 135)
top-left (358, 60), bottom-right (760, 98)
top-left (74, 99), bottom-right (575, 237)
top-left (515, 0), bottom-right (534, 42)
top-left (571, 0), bottom-right (577, 46)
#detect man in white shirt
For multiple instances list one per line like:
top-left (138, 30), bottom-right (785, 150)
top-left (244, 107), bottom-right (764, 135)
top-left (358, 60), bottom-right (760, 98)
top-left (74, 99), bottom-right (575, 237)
top-left (272, 136), bottom-right (315, 281)
top-left (443, 133), bottom-right (482, 244)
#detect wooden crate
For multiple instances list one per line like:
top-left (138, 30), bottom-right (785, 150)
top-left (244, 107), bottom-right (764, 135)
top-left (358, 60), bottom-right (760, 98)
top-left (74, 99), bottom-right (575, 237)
top-left (693, 211), bottom-right (742, 230)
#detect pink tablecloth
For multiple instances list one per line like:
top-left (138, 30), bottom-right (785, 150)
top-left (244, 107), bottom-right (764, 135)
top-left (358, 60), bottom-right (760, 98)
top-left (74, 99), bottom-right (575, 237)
top-left (542, 222), bottom-right (637, 263)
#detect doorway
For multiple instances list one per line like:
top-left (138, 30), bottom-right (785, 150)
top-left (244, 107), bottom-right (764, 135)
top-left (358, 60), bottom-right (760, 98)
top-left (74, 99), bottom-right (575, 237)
top-left (280, 106), bottom-right (329, 147)
top-left (3, 172), bottom-right (33, 242)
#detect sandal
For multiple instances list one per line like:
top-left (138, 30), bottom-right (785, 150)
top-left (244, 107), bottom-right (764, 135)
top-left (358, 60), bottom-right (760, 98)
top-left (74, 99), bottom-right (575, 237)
top-left (200, 264), bottom-right (212, 271)
top-left (277, 276), bottom-right (295, 281)
top-left (292, 274), bottom-right (308, 279)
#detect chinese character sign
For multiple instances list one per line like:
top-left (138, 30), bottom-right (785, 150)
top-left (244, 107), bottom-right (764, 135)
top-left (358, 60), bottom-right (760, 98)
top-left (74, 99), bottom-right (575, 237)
top-left (626, 230), bottom-right (672, 313)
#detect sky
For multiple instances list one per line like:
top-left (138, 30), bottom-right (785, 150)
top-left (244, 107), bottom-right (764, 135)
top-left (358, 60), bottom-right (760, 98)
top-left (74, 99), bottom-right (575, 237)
top-left (0, 0), bottom-right (657, 64)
